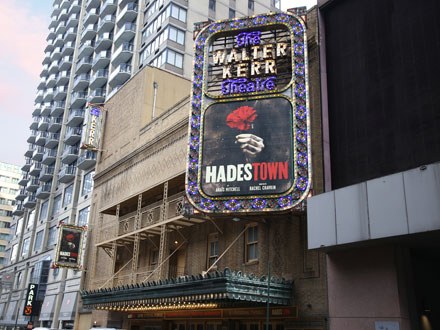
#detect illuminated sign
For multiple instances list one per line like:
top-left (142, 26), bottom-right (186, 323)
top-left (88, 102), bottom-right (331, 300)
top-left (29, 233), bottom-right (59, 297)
top-left (186, 12), bottom-right (311, 214)
top-left (23, 283), bottom-right (38, 316)
top-left (81, 104), bottom-right (103, 151)
top-left (54, 224), bottom-right (85, 269)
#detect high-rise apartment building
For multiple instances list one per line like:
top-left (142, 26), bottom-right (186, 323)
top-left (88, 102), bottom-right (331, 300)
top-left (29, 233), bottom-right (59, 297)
top-left (0, 1), bottom-right (281, 329)
top-left (0, 163), bottom-right (20, 268)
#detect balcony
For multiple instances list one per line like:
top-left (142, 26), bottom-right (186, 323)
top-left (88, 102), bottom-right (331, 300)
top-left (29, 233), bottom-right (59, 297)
top-left (56, 20), bottom-right (67, 35)
top-left (40, 165), bottom-right (55, 182)
top-left (13, 203), bottom-right (24, 216)
top-left (29, 161), bottom-right (43, 176)
top-left (70, 91), bottom-right (88, 108)
top-left (109, 63), bottom-right (132, 87)
top-left (16, 188), bottom-right (28, 201)
top-left (73, 73), bottom-right (90, 91)
top-left (90, 69), bottom-right (108, 89)
top-left (42, 149), bottom-right (58, 165)
top-left (35, 131), bottom-right (49, 146)
top-left (116, 3), bottom-right (138, 25)
top-left (48, 116), bottom-right (63, 133)
top-left (64, 127), bottom-right (83, 145)
top-left (76, 56), bottom-right (93, 74)
top-left (26, 177), bottom-right (40, 192)
top-left (53, 34), bottom-right (64, 48)
top-left (57, 69), bottom-right (71, 84)
top-left (95, 32), bottom-right (113, 52)
top-left (92, 50), bottom-right (111, 70)
top-left (40, 102), bottom-right (52, 116)
top-left (69, 0), bottom-right (81, 14)
top-left (38, 77), bottom-right (47, 89)
top-left (58, 8), bottom-right (69, 21)
top-left (25, 144), bottom-right (36, 158)
top-left (21, 158), bottom-right (32, 173)
top-left (88, 88), bottom-right (106, 104)
top-left (23, 193), bottom-right (37, 209)
top-left (65, 28), bottom-right (78, 41)
top-left (38, 116), bottom-right (51, 131)
top-left (100, 0), bottom-right (117, 16)
top-left (54, 85), bottom-right (68, 101)
top-left (61, 146), bottom-right (79, 164)
top-left (43, 88), bottom-right (55, 102)
top-left (78, 150), bottom-right (97, 170)
top-left (35, 90), bottom-right (44, 103)
top-left (66, 13), bottom-right (80, 29)
top-left (36, 183), bottom-right (52, 199)
top-left (51, 100), bottom-right (66, 117)
top-left (78, 40), bottom-right (95, 59)
top-left (46, 74), bottom-right (57, 88)
top-left (44, 53), bottom-right (52, 67)
top-left (98, 15), bottom-right (115, 34)
top-left (27, 130), bottom-right (37, 144)
top-left (81, 23), bottom-right (97, 42)
top-left (30, 116), bottom-right (40, 130)
top-left (32, 146), bottom-right (45, 162)
top-left (19, 173), bottom-right (30, 187)
top-left (111, 42), bottom-right (133, 67)
top-left (48, 60), bottom-right (59, 74)
top-left (59, 56), bottom-right (73, 71)
top-left (66, 109), bottom-right (85, 127)
top-left (114, 22), bottom-right (136, 48)
top-left (86, 0), bottom-right (100, 10)
top-left (45, 39), bottom-right (54, 53)
top-left (84, 8), bottom-right (99, 26)
top-left (51, 47), bottom-right (63, 61)
top-left (40, 64), bottom-right (49, 76)
top-left (45, 132), bottom-right (60, 149)
top-left (61, 41), bottom-right (75, 56)
top-left (58, 165), bottom-right (77, 183)
top-left (47, 27), bottom-right (56, 39)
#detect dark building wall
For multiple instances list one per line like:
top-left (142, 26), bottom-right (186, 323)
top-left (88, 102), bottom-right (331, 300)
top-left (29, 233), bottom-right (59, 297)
top-left (322, 0), bottom-right (440, 189)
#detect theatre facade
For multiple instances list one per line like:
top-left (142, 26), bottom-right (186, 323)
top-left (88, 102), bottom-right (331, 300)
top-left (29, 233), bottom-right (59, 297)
top-left (80, 9), bottom-right (326, 330)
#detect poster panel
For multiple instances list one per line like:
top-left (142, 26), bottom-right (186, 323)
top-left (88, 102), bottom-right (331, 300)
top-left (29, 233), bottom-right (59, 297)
top-left (55, 224), bottom-right (85, 269)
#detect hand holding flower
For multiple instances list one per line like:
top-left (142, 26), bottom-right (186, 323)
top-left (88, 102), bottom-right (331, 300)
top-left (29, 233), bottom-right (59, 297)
top-left (236, 133), bottom-right (264, 160)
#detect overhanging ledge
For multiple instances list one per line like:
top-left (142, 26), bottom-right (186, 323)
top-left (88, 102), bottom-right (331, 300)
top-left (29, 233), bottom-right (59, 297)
top-left (81, 268), bottom-right (293, 310)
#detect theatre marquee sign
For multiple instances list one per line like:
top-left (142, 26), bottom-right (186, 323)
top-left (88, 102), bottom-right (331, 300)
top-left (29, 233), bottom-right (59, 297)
top-left (186, 12), bottom-right (311, 214)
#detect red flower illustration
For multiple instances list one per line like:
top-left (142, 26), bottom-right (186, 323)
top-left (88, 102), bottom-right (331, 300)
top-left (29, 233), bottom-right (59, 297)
top-left (226, 106), bottom-right (257, 131)
top-left (65, 233), bottom-right (75, 242)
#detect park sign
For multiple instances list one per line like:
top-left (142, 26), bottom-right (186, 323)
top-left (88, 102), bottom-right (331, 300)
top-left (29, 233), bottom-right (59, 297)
top-left (186, 12), bottom-right (311, 214)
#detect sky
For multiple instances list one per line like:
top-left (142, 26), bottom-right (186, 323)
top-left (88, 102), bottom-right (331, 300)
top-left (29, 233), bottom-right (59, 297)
top-left (0, 0), bottom-right (317, 167)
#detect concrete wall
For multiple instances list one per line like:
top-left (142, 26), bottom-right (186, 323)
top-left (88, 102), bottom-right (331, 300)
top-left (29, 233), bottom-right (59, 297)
top-left (327, 246), bottom-right (411, 330)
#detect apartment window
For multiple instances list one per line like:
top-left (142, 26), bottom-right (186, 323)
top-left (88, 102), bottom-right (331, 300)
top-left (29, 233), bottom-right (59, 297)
top-left (166, 49), bottom-right (183, 68)
top-left (62, 184), bottom-right (73, 207)
top-left (271, 0), bottom-right (281, 9)
top-left (0, 221), bottom-right (10, 228)
top-left (0, 233), bottom-right (9, 240)
top-left (52, 194), bottom-right (62, 216)
top-left (207, 233), bottom-right (219, 268)
top-left (82, 171), bottom-right (94, 196)
top-left (34, 230), bottom-right (44, 251)
top-left (16, 218), bottom-right (23, 236)
top-left (245, 224), bottom-right (258, 262)
top-left (248, 0), bottom-right (254, 10)
top-left (209, 0), bottom-right (216, 11)
top-left (78, 206), bottom-right (90, 226)
top-left (15, 272), bottom-right (23, 289)
top-left (40, 200), bottom-right (49, 221)
top-left (47, 226), bottom-right (57, 246)
top-left (168, 26), bottom-right (185, 45)
top-left (21, 238), bottom-right (30, 257)
top-left (229, 8), bottom-right (235, 18)
top-left (150, 250), bottom-right (159, 267)
top-left (10, 244), bottom-right (18, 262)
top-left (169, 4), bottom-right (186, 22)
top-left (27, 211), bottom-right (35, 229)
